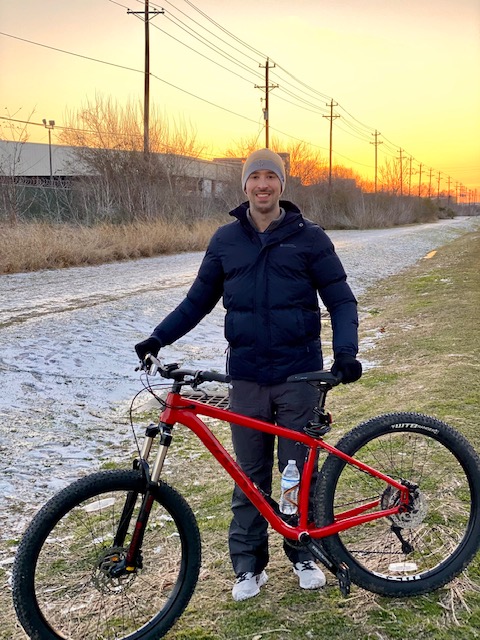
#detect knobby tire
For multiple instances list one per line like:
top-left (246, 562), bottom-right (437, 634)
top-left (12, 469), bottom-right (201, 640)
top-left (315, 412), bottom-right (480, 596)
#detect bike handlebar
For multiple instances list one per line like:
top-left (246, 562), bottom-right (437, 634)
top-left (142, 354), bottom-right (231, 385)
top-left (140, 355), bottom-right (341, 388)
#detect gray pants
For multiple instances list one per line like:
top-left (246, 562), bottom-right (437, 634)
top-left (228, 379), bottom-right (320, 576)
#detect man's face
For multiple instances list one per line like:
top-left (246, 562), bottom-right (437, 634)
top-left (245, 169), bottom-right (282, 215)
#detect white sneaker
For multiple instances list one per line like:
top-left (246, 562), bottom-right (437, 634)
top-left (293, 561), bottom-right (326, 589)
top-left (232, 570), bottom-right (268, 601)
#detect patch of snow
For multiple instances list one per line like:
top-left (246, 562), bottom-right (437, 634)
top-left (1, 216), bottom-right (478, 538)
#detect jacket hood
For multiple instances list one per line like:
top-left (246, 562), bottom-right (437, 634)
top-left (229, 200), bottom-right (301, 223)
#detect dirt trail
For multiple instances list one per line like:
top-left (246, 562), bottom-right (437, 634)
top-left (0, 216), bottom-right (478, 541)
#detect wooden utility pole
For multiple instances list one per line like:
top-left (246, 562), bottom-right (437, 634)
top-left (143, 0), bottom-right (151, 156)
top-left (418, 162), bottom-right (423, 197)
top-left (428, 167), bottom-right (434, 198)
top-left (255, 58), bottom-right (278, 148)
top-left (128, 1), bottom-right (164, 157)
top-left (397, 148), bottom-right (404, 196)
top-left (370, 130), bottom-right (382, 192)
top-left (323, 100), bottom-right (339, 188)
top-left (408, 156), bottom-right (413, 196)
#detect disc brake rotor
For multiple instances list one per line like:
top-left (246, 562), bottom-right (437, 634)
top-left (381, 483), bottom-right (428, 529)
top-left (92, 546), bottom-right (137, 594)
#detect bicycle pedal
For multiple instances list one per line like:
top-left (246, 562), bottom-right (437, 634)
top-left (337, 563), bottom-right (351, 597)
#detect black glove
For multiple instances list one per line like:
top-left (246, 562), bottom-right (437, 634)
top-left (135, 336), bottom-right (162, 362)
top-left (331, 354), bottom-right (362, 384)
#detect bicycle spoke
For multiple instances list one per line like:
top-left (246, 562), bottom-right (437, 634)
top-left (316, 413), bottom-right (480, 595)
top-left (333, 430), bottom-right (471, 575)
top-left (24, 476), bottom-right (192, 640)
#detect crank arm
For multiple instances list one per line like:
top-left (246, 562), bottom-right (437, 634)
top-left (299, 534), bottom-right (351, 597)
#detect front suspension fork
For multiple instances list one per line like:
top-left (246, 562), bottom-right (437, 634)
top-left (112, 422), bottom-right (173, 573)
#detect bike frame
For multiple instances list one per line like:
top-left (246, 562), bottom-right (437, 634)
top-left (154, 390), bottom-right (410, 542)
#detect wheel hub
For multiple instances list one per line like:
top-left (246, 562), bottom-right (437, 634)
top-left (381, 482), bottom-right (428, 529)
top-left (92, 546), bottom-right (137, 594)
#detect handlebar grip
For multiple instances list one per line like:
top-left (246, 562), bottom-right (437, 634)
top-left (286, 370), bottom-right (342, 385)
top-left (202, 371), bottom-right (231, 384)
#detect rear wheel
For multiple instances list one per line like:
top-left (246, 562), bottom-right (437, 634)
top-left (315, 413), bottom-right (480, 596)
top-left (13, 469), bottom-right (201, 640)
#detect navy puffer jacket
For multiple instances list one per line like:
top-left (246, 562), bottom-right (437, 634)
top-left (151, 201), bottom-right (358, 384)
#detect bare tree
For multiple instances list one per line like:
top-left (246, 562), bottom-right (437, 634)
top-left (223, 135), bottom-right (262, 159)
top-left (282, 141), bottom-right (326, 186)
top-left (0, 109), bottom-right (34, 223)
top-left (58, 95), bottom-right (208, 221)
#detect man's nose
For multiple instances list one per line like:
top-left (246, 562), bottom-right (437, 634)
top-left (257, 176), bottom-right (270, 188)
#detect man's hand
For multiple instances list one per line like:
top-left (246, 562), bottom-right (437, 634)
top-left (331, 354), bottom-right (362, 384)
top-left (135, 336), bottom-right (162, 363)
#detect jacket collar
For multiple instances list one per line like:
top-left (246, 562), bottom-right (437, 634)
top-left (229, 200), bottom-right (302, 224)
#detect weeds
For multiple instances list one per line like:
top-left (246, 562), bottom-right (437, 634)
top-left (0, 219), bottom-right (221, 274)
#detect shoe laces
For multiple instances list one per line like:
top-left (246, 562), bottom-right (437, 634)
top-left (235, 571), bottom-right (251, 583)
top-left (298, 560), bottom-right (316, 572)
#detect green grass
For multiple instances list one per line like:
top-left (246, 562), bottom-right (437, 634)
top-left (1, 231), bottom-right (479, 640)
top-left (163, 231), bottom-right (480, 640)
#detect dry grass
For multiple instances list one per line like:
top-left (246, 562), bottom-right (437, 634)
top-left (0, 220), bottom-right (221, 274)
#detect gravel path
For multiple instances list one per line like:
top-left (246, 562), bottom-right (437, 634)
top-left (0, 215), bottom-right (478, 540)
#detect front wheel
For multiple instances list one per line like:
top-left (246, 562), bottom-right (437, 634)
top-left (315, 413), bottom-right (480, 596)
top-left (12, 469), bottom-right (201, 640)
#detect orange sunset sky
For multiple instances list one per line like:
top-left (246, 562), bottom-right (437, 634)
top-left (1, 0), bottom-right (479, 196)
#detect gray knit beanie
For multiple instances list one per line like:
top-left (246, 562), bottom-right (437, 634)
top-left (241, 148), bottom-right (286, 194)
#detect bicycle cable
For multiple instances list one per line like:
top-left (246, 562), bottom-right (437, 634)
top-left (128, 372), bottom-right (169, 456)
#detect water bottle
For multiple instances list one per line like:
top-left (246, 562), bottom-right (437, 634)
top-left (279, 460), bottom-right (300, 515)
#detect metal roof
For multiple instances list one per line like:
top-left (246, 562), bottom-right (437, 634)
top-left (0, 140), bottom-right (239, 181)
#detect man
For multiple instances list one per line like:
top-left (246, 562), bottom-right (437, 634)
top-left (135, 148), bottom-right (361, 601)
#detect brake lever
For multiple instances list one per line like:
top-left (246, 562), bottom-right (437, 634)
top-left (135, 354), bottom-right (161, 376)
top-left (145, 353), bottom-right (160, 376)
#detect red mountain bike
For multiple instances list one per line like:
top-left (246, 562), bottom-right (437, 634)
top-left (13, 356), bottom-right (480, 640)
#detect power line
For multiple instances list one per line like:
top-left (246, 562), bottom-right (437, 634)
top-left (157, 15), bottom-right (262, 84)
top-left (57, 6), bottom-right (440, 180)
top-left (2, 3), bottom-right (473, 190)
top-left (138, 0), bottom-right (386, 159)
top-left (149, 13), bottom-right (335, 120)
top-left (180, 0), bottom-right (266, 59)
top-left (0, 30), bottom-right (260, 128)
top-left (0, 31), bottom-right (143, 74)
top-left (143, 5), bottom-right (408, 159)
top-left (161, 0), bottom-right (262, 67)
top-left (163, 7), bottom-right (471, 188)
top-left (154, 1), bottom-right (356, 126)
